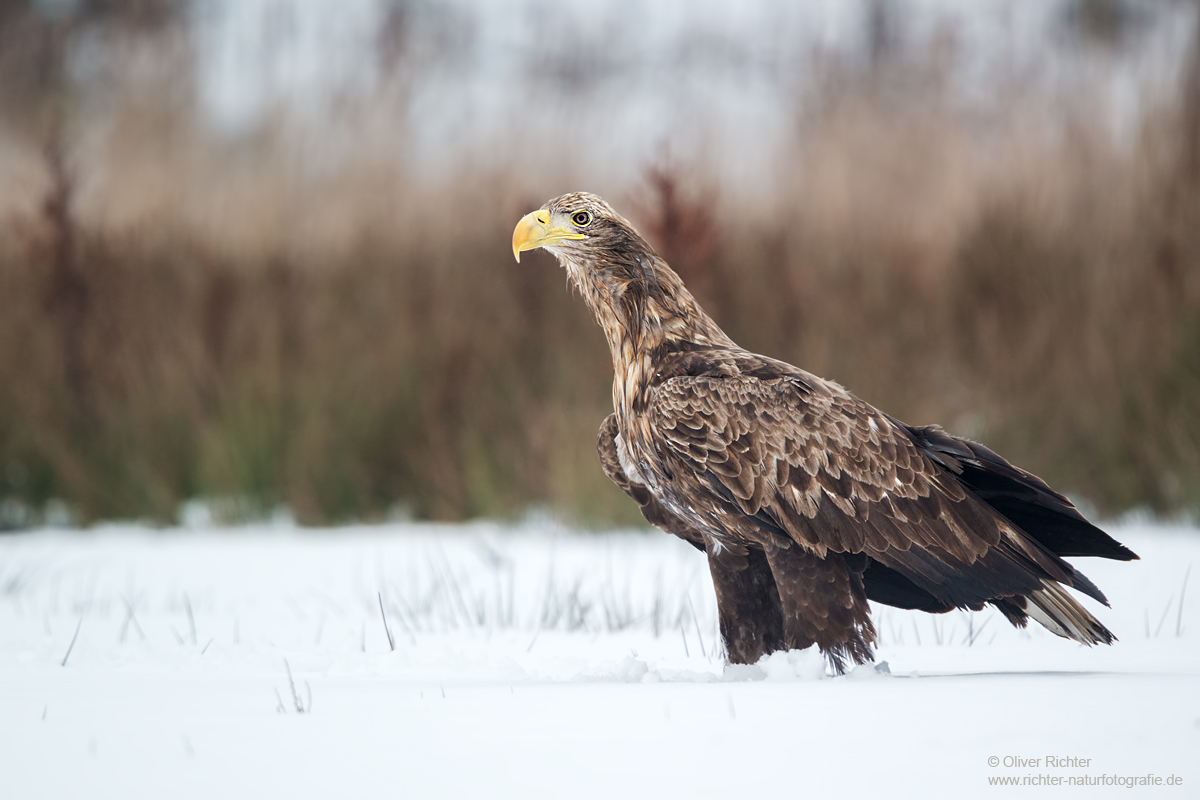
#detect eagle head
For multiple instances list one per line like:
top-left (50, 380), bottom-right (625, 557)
top-left (511, 192), bottom-right (653, 268)
top-left (511, 192), bottom-right (730, 355)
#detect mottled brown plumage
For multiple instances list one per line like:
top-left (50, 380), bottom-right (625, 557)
top-left (513, 192), bottom-right (1138, 674)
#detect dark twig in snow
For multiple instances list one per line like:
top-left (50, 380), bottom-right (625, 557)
top-left (60, 616), bottom-right (83, 666)
top-left (119, 595), bottom-right (145, 643)
top-left (1155, 598), bottom-right (1173, 638)
top-left (965, 613), bottom-right (992, 646)
top-left (183, 593), bottom-right (197, 645)
top-left (1177, 566), bottom-right (1190, 637)
top-left (525, 620), bottom-right (542, 653)
top-left (506, 564), bottom-right (516, 628)
top-left (651, 569), bottom-right (664, 638)
top-left (378, 592), bottom-right (395, 651)
top-left (436, 542), bottom-right (474, 629)
top-left (282, 659), bottom-right (310, 713)
top-left (686, 593), bottom-right (707, 658)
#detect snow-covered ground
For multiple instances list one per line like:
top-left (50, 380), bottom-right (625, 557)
top-left (1, 519), bottom-right (1196, 798)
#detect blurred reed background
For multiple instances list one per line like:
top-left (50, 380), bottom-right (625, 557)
top-left (0, 0), bottom-right (1198, 528)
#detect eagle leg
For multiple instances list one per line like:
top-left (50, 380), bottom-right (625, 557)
top-left (761, 541), bottom-right (878, 675)
top-left (706, 544), bottom-right (786, 664)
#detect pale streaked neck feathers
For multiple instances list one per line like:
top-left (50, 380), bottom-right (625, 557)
top-left (555, 249), bottom-right (735, 368)
top-left (537, 191), bottom-right (734, 423)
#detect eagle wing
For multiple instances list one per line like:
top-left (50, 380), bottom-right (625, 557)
top-left (597, 413), bottom-right (706, 552)
top-left (648, 371), bottom-right (1099, 613)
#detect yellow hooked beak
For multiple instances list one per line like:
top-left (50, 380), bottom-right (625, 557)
top-left (512, 210), bottom-right (585, 262)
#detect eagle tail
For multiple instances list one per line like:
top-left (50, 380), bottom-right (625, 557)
top-left (899, 421), bottom-right (1139, 562)
top-left (999, 580), bottom-right (1117, 645)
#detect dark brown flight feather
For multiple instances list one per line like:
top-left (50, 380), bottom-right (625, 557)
top-left (517, 191), bottom-right (1138, 674)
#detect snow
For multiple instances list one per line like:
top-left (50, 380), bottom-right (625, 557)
top-left (1, 519), bottom-right (1197, 798)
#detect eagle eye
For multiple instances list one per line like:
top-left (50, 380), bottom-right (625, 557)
top-left (571, 210), bottom-right (592, 227)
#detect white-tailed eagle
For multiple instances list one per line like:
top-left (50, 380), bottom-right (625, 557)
top-left (512, 192), bottom-right (1138, 674)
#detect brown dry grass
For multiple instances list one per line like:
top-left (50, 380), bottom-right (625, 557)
top-left (0, 11), bottom-right (1198, 527)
